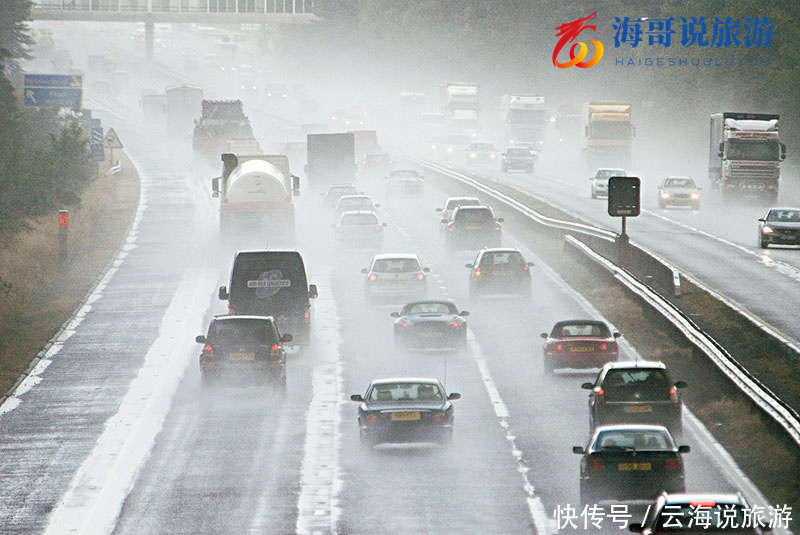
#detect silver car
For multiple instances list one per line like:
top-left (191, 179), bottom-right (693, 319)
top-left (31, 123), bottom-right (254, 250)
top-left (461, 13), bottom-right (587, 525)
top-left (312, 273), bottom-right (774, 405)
top-left (657, 176), bottom-right (701, 209)
top-left (362, 254), bottom-right (430, 305)
top-left (590, 168), bottom-right (627, 199)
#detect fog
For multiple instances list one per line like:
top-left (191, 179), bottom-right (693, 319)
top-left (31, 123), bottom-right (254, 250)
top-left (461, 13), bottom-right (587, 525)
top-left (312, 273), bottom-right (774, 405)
top-left (5, 8), bottom-right (796, 534)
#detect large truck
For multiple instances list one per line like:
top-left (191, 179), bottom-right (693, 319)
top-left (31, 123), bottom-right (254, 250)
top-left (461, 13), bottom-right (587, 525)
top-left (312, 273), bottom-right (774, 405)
top-left (165, 85), bottom-right (203, 141)
top-left (193, 99), bottom-right (253, 160)
top-left (709, 112), bottom-right (786, 203)
top-left (440, 83), bottom-right (480, 135)
top-left (305, 133), bottom-right (356, 190)
top-left (350, 130), bottom-right (380, 162)
top-left (212, 153), bottom-right (300, 244)
top-left (582, 101), bottom-right (635, 167)
top-left (500, 94), bottom-right (547, 146)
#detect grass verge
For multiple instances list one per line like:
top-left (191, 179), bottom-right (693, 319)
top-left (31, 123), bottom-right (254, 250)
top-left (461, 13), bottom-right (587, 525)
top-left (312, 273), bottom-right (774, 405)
top-left (0, 154), bottom-right (140, 397)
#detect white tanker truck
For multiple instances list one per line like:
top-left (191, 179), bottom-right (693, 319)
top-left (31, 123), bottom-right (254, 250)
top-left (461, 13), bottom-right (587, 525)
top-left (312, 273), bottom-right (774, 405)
top-left (212, 152), bottom-right (300, 244)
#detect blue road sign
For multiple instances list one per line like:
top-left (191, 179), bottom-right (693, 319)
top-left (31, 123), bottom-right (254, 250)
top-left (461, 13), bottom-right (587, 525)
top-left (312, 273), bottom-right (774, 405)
top-left (24, 74), bottom-right (82, 88)
top-left (90, 126), bottom-right (104, 163)
top-left (24, 87), bottom-right (82, 108)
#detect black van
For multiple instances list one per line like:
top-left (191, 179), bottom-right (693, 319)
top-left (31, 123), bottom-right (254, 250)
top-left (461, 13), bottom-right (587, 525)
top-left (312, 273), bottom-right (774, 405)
top-left (218, 250), bottom-right (318, 346)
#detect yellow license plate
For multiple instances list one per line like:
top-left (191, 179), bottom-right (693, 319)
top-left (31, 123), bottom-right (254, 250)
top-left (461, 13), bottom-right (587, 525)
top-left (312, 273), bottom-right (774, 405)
top-left (466, 225), bottom-right (481, 230)
top-left (570, 346), bottom-right (596, 352)
top-left (391, 411), bottom-right (421, 421)
top-left (618, 462), bottom-right (651, 471)
top-left (229, 352), bottom-right (255, 361)
top-left (625, 405), bottom-right (653, 413)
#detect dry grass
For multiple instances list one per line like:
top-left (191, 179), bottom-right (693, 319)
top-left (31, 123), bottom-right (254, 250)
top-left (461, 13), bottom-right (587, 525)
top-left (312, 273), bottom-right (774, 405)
top-left (0, 154), bottom-right (139, 394)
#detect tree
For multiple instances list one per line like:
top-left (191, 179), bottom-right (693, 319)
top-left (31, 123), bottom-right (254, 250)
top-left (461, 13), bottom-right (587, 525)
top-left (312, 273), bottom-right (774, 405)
top-left (0, 0), bottom-right (33, 64)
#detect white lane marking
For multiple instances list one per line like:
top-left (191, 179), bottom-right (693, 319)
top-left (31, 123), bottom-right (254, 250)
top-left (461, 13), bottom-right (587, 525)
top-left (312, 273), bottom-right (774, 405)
top-left (0, 151), bottom-right (146, 417)
top-left (295, 268), bottom-right (343, 535)
top-left (42, 271), bottom-right (216, 535)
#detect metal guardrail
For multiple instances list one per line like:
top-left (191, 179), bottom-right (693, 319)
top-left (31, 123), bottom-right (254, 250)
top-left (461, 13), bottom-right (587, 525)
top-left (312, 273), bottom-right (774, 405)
top-left (406, 153), bottom-right (800, 449)
top-left (32, 0), bottom-right (311, 14)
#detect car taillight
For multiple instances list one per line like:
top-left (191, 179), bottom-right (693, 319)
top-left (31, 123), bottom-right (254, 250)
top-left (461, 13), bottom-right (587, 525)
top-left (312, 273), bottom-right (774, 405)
top-left (368, 273), bottom-right (377, 282)
top-left (601, 343), bottom-right (607, 350)
top-left (433, 411), bottom-right (447, 423)
top-left (588, 457), bottom-right (605, 471)
top-left (388, 159), bottom-right (393, 164)
top-left (669, 386), bottom-right (679, 403)
top-left (474, 268), bottom-right (481, 278)
top-left (202, 344), bottom-right (214, 363)
top-left (450, 319), bottom-right (463, 327)
top-left (365, 413), bottom-right (378, 425)
top-left (447, 224), bottom-right (454, 232)
top-left (595, 387), bottom-right (605, 403)
top-left (335, 225), bottom-right (343, 233)
top-left (494, 226), bottom-right (500, 231)
top-left (269, 344), bottom-right (282, 361)
top-left (523, 265), bottom-right (529, 272)
top-left (362, 159), bottom-right (367, 164)
top-left (375, 225), bottom-right (383, 232)
top-left (556, 343), bottom-right (562, 351)
top-left (416, 272), bottom-right (425, 281)
top-left (304, 311), bottom-right (310, 319)
top-left (664, 457), bottom-right (682, 471)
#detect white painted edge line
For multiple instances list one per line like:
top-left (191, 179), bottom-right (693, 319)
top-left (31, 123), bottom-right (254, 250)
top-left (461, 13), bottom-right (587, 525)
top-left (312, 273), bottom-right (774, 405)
top-left (295, 267), bottom-right (343, 535)
top-left (42, 270), bottom-right (216, 535)
top-left (0, 149), bottom-right (146, 417)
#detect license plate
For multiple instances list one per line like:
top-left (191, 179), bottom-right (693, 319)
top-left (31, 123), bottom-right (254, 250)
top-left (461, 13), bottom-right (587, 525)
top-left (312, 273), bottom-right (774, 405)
top-left (421, 330), bottom-right (442, 337)
top-left (570, 346), bottom-right (596, 353)
top-left (229, 352), bottom-right (255, 361)
top-left (618, 462), bottom-right (651, 471)
top-left (625, 405), bottom-right (653, 413)
top-left (385, 280), bottom-right (406, 285)
top-left (390, 411), bottom-right (421, 421)
top-left (466, 225), bottom-right (481, 230)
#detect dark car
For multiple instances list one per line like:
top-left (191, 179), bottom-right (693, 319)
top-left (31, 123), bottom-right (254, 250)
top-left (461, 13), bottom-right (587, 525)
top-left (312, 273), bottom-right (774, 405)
top-left (501, 147), bottom-right (536, 173)
top-left (350, 378), bottom-right (461, 448)
top-left (444, 205), bottom-right (503, 251)
top-left (573, 424), bottom-right (690, 506)
top-left (385, 169), bottom-right (424, 195)
top-left (758, 207), bottom-right (800, 248)
top-left (630, 492), bottom-right (773, 535)
top-left (541, 320), bottom-right (620, 374)
top-left (466, 248), bottom-right (533, 298)
top-left (218, 250), bottom-right (318, 346)
top-left (195, 315), bottom-right (292, 393)
top-left (391, 300), bottom-right (469, 350)
top-left (583, 361), bottom-right (688, 437)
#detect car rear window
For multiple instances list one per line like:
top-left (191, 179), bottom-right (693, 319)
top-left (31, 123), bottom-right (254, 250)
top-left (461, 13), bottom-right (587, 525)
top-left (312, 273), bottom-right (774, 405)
top-left (482, 251), bottom-right (524, 266)
top-left (340, 212), bottom-right (378, 225)
top-left (454, 208), bottom-right (494, 224)
top-left (594, 429), bottom-right (671, 451)
top-left (208, 318), bottom-right (277, 346)
top-left (390, 170), bottom-right (420, 178)
top-left (444, 198), bottom-right (480, 211)
top-left (326, 186), bottom-right (357, 199)
top-left (554, 323), bottom-right (610, 337)
top-left (368, 383), bottom-right (443, 402)
top-left (602, 369), bottom-right (671, 401)
top-left (405, 302), bottom-right (456, 315)
top-left (338, 197), bottom-right (371, 210)
top-left (597, 170), bottom-right (626, 180)
top-left (365, 153), bottom-right (388, 163)
top-left (372, 258), bottom-right (421, 273)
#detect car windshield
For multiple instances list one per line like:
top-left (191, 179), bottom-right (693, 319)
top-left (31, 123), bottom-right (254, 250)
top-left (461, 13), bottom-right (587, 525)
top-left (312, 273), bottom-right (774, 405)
top-left (506, 148), bottom-right (531, 156)
top-left (596, 169), bottom-right (626, 181)
top-left (368, 383), bottom-right (443, 402)
top-left (482, 251), bottom-right (524, 266)
top-left (208, 319), bottom-right (276, 346)
top-left (390, 170), bottom-right (420, 178)
top-left (404, 302), bottom-right (456, 315)
top-left (602, 369), bottom-right (671, 401)
top-left (766, 210), bottom-right (800, 222)
top-left (444, 198), bottom-right (480, 211)
top-left (340, 212), bottom-right (378, 225)
top-left (372, 258), bottom-right (421, 273)
top-left (594, 429), bottom-right (672, 451)
top-left (454, 208), bottom-right (494, 224)
top-left (664, 178), bottom-right (696, 188)
top-left (654, 504), bottom-right (749, 531)
top-left (554, 322), bottom-right (610, 337)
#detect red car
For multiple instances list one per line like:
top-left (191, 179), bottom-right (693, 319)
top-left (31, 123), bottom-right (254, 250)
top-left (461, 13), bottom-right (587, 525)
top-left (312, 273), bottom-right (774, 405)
top-left (540, 320), bottom-right (620, 374)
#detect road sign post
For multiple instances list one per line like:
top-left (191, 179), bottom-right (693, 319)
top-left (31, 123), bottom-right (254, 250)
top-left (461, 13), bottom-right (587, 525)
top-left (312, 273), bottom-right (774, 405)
top-left (58, 210), bottom-right (69, 263)
top-left (103, 128), bottom-right (123, 167)
top-left (23, 74), bottom-right (82, 110)
top-left (608, 176), bottom-right (641, 236)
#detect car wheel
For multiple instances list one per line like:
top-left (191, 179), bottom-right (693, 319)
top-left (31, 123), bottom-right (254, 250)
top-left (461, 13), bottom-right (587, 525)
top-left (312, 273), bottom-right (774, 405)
top-left (658, 200), bottom-right (665, 209)
top-left (544, 358), bottom-right (555, 376)
top-left (579, 482), bottom-right (593, 509)
top-left (274, 373), bottom-right (287, 397)
top-left (759, 237), bottom-right (769, 249)
top-left (360, 430), bottom-right (376, 450)
top-left (591, 190), bottom-right (597, 199)
top-left (439, 429), bottom-right (454, 448)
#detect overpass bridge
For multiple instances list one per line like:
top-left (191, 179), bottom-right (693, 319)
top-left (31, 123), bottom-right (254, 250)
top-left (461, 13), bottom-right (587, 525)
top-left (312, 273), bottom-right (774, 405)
top-left (30, 0), bottom-right (319, 57)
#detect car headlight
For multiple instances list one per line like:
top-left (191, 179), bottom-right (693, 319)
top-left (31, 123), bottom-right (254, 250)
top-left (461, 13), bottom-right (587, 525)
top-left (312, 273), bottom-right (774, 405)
top-left (431, 144), bottom-right (437, 150)
top-left (762, 225), bottom-right (773, 234)
top-left (489, 153), bottom-right (496, 159)
top-left (691, 193), bottom-right (700, 199)
top-left (470, 153), bottom-right (477, 159)
top-left (660, 192), bottom-right (671, 198)
top-left (447, 147), bottom-right (453, 153)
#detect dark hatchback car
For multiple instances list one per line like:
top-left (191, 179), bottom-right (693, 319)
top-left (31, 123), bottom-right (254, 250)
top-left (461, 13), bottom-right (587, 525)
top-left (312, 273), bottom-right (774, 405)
top-left (541, 320), bottom-right (621, 374)
top-left (573, 424), bottom-right (690, 506)
top-left (583, 361), bottom-right (688, 437)
top-left (195, 315), bottom-right (292, 393)
top-left (501, 147), bottom-right (536, 173)
top-left (351, 378), bottom-right (461, 448)
top-left (758, 207), bottom-right (800, 248)
top-left (391, 300), bottom-right (469, 350)
top-left (466, 247), bottom-right (534, 298)
top-left (444, 205), bottom-right (503, 251)
top-left (630, 492), bottom-right (773, 535)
